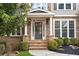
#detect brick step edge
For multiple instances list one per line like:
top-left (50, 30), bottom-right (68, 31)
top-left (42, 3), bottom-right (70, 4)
top-left (29, 44), bottom-right (47, 47)
top-left (29, 47), bottom-right (47, 50)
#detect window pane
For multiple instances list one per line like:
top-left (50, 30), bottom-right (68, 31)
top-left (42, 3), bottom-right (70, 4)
top-left (55, 21), bottom-right (60, 37)
top-left (54, 3), bottom-right (57, 10)
top-left (59, 3), bottom-right (64, 9)
top-left (42, 3), bottom-right (46, 10)
top-left (31, 3), bottom-right (47, 10)
top-left (66, 3), bottom-right (71, 9)
top-left (12, 31), bottom-right (15, 35)
top-left (62, 21), bottom-right (67, 37)
top-left (73, 3), bottom-right (76, 10)
top-left (17, 27), bottom-right (20, 35)
top-left (69, 21), bottom-right (74, 37)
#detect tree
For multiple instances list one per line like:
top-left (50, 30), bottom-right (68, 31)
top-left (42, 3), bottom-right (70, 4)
top-left (0, 3), bottom-right (30, 36)
top-left (0, 3), bottom-right (30, 55)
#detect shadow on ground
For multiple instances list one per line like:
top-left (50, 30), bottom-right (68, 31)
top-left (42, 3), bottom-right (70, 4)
top-left (55, 46), bottom-right (79, 55)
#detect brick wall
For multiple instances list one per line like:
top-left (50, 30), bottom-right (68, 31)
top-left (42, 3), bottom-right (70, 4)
top-left (0, 36), bottom-right (22, 51)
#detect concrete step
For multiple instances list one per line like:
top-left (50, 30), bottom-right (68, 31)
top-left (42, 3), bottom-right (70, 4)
top-left (29, 47), bottom-right (47, 50)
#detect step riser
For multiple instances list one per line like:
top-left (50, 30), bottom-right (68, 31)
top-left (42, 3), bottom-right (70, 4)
top-left (29, 48), bottom-right (47, 50)
top-left (29, 42), bottom-right (47, 44)
top-left (28, 40), bottom-right (48, 50)
top-left (29, 45), bottom-right (47, 47)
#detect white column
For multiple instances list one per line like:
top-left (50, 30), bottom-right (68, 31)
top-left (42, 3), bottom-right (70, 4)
top-left (20, 27), bottom-right (22, 35)
top-left (24, 25), bottom-right (27, 35)
top-left (31, 20), bottom-right (34, 40)
top-left (24, 18), bottom-right (27, 36)
top-left (50, 17), bottom-right (53, 36)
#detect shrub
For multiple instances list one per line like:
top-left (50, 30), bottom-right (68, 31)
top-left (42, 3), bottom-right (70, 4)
top-left (19, 42), bottom-right (28, 51)
top-left (48, 39), bottom-right (59, 51)
top-left (76, 39), bottom-right (79, 47)
top-left (54, 39), bottom-right (63, 47)
top-left (70, 38), bottom-right (76, 45)
top-left (0, 41), bottom-right (6, 55)
top-left (62, 37), bottom-right (70, 45)
top-left (70, 38), bottom-right (79, 46)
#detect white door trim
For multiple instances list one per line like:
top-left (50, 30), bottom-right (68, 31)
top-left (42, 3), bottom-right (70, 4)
top-left (31, 18), bottom-right (46, 40)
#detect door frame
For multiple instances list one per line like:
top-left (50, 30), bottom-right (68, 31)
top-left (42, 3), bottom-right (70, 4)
top-left (34, 21), bottom-right (43, 39)
top-left (31, 18), bottom-right (46, 40)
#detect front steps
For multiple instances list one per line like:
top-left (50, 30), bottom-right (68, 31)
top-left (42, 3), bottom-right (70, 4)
top-left (28, 40), bottom-right (48, 50)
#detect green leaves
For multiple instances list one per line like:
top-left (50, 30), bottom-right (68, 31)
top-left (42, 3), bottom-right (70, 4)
top-left (0, 3), bottom-right (30, 36)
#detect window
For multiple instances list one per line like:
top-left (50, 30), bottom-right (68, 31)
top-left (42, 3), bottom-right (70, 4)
top-left (17, 27), bottom-right (20, 35)
top-left (69, 21), bottom-right (74, 37)
top-left (66, 3), bottom-right (71, 9)
top-left (11, 27), bottom-right (22, 36)
top-left (54, 3), bottom-right (57, 10)
top-left (55, 21), bottom-right (60, 37)
top-left (55, 3), bottom-right (76, 10)
top-left (62, 21), bottom-right (67, 37)
top-left (73, 3), bottom-right (76, 10)
top-left (59, 3), bottom-right (64, 9)
top-left (54, 19), bottom-right (75, 38)
top-left (31, 3), bottom-right (47, 10)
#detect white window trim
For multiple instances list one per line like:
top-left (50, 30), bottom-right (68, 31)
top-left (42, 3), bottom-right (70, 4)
top-left (74, 19), bottom-right (76, 38)
top-left (57, 3), bottom-right (73, 10)
top-left (53, 19), bottom-right (76, 38)
top-left (60, 20), bottom-right (62, 37)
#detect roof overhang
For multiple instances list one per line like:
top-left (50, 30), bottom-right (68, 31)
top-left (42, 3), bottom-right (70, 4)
top-left (28, 9), bottom-right (54, 17)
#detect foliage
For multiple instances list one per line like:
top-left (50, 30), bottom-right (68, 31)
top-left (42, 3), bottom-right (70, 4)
top-left (0, 41), bottom-right (6, 55)
top-left (19, 42), bottom-right (28, 51)
top-left (16, 51), bottom-right (32, 56)
top-left (0, 3), bottom-right (30, 36)
top-left (62, 37), bottom-right (70, 45)
top-left (70, 38), bottom-right (79, 46)
top-left (48, 39), bottom-right (59, 51)
top-left (54, 38), bottom-right (63, 47)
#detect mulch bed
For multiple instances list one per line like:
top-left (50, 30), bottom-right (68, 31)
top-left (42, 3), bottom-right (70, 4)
top-left (55, 45), bottom-right (79, 55)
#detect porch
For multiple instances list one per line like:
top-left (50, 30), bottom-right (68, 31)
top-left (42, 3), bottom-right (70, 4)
top-left (23, 10), bottom-right (54, 50)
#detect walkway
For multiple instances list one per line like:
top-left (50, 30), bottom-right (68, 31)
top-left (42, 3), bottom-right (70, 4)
top-left (29, 50), bottom-right (78, 56)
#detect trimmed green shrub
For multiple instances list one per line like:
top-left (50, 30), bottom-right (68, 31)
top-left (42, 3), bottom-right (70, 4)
top-left (0, 41), bottom-right (6, 55)
top-left (58, 37), bottom-right (63, 39)
top-left (70, 38), bottom-right (76, 45)
top-left (48, 39), bottom-right (59, 51)
top-left (76, 39), bottom-right (79, 47)
top-left (20, 42), bottom-right (28, 51)
top-left (62, 37), bottom-right (70, 45)
top-left (54, 39), bottom-right (63, 47)
top-left (70, 38), bottom-right (79, 46)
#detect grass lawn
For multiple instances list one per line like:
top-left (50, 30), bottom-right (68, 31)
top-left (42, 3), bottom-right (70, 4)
top-left (16, 51), bottom-right (33, 56)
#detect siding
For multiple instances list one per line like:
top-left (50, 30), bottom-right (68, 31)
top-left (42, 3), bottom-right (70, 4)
top-left (52, 3), bottom-right (79, 15)
top-left (76, 18), bottom-right (79, 38)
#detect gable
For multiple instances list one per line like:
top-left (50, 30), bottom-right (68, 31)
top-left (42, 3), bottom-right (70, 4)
top-left (30, 9), bottom-right (48, 13)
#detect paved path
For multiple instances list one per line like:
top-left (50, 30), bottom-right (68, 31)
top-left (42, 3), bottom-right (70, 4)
top-left (29, 50), bottom-right (78, 56)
